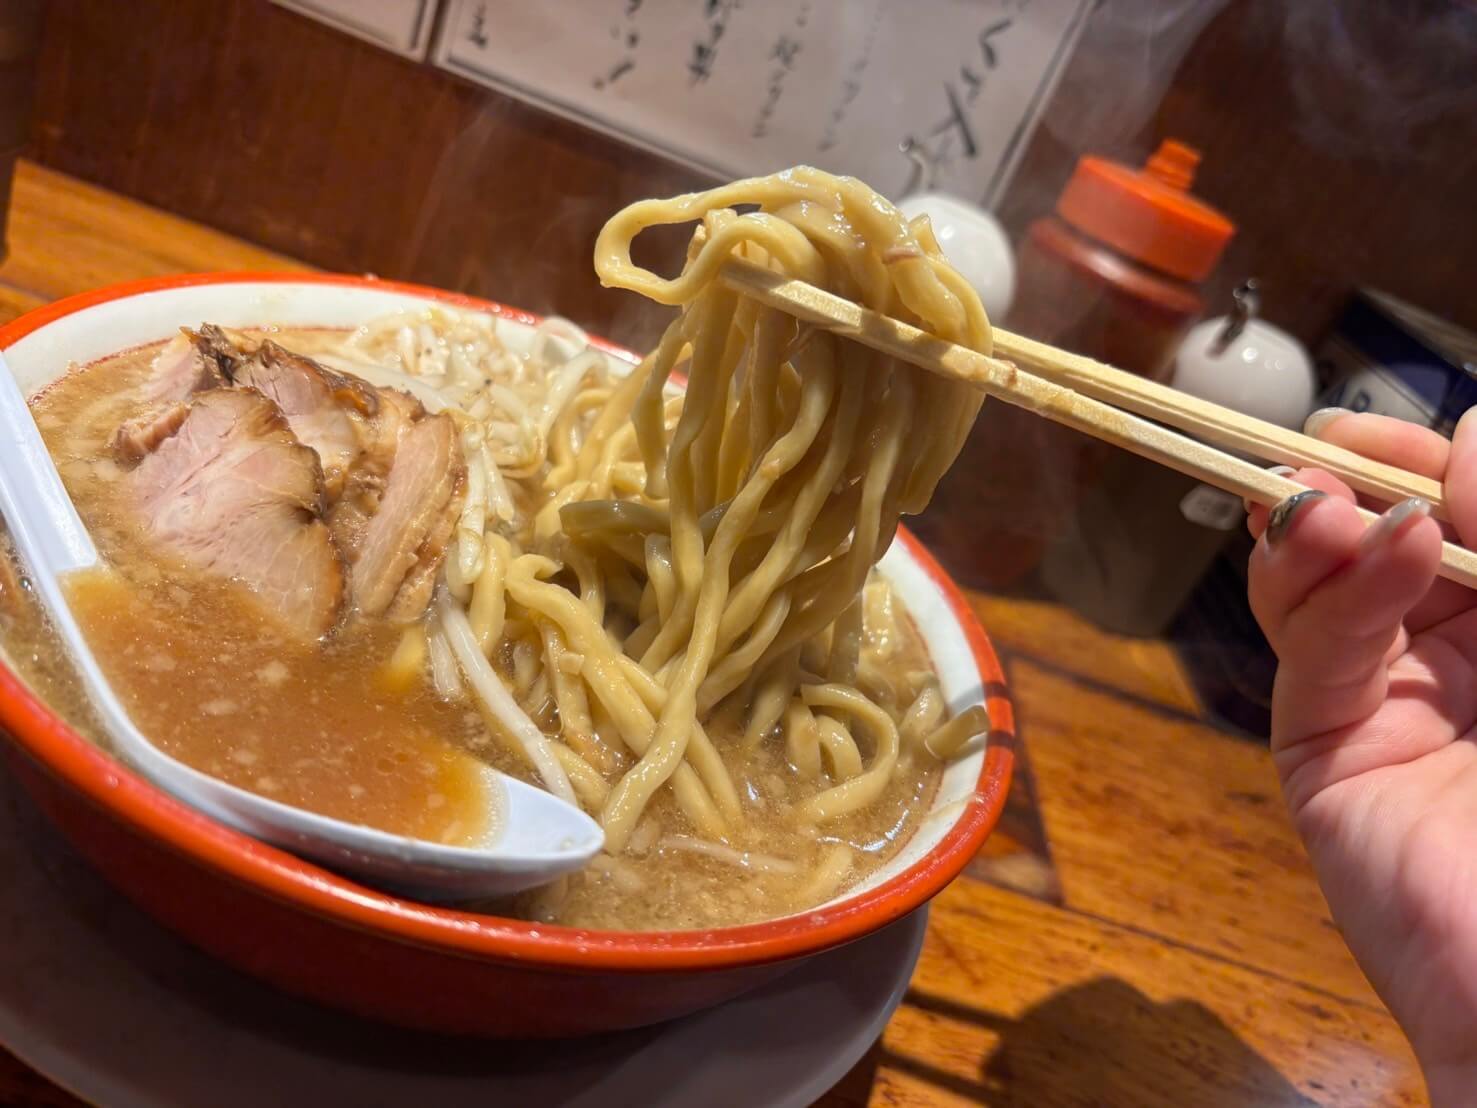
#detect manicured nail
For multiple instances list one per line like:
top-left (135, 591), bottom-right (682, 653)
top-left (1246, 466), bottom-right (1301, 512)
top-left (1266, 490), bottom-right (1326, 547)
top-left (1245, 466), bottom-right (1300, 511)
top-left (1303, 407), bottom-right (1350, 437)
top-left (1360, 497), bottom-right (1430, 552)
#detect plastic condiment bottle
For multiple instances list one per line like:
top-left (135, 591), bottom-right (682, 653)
top-left (1042, 283), bottom-right (1316, 636)
top-left (910, 140), bottom-right (1235, 591)
top-left (1174, 289), bottom-right (1316, 434)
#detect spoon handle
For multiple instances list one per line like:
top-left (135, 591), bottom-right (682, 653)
top-left (0, 353), bottom-right (144, 745)
top-left (0, 356), bottom-right (98, 575)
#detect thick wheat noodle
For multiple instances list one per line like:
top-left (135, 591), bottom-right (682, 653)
top-left (785, 700), bottom-right (822, 780)
top-left (599, 326), bottom-right (851, 844)
top-left (795, 843), bottom-right (855, 905)
top-left (554, 743), bottom-right (612, 809)
top-left (632, 290), bottom-right (745, 673)
top-left (538, 620), bottom-right (610, 773)
top-left (645, 536), bottom-right (677, 624)
top-left (630, 322), bottom-right (691, 499)
top-left (759, 377), bottom-right (917, 666)
top-left (505, 558), bottom-right (737, 830)
top-left (696, 589), bottom-right (792, 713)
top-left (564, 544), bottom-right (605, 623)
top-left (796, 683), bottom-right (901, 823)
top-left (643, 314), bottom-right (834, 674)
top-left (815, 714), bottom-right (864, 780)
top-left (712, 343), bottom-right (865, 657)
top-left (545, 393), bottom-right (586, 487)
top-left (401, 168), bottom-right (990, 863)
top-left (466, 535), bottom-right (509, 653)
top-left (743, 647), bottom-right (801, 752)
top-left (924, 703), bottom-right (992, 759)
top-left (569, 355), bottom-right (648, 478)
top-left (827, 596), bottom-right (865, 686)
top-left (900, 683), bottom-right (947, 750)
top-left (435, 593), bottom-right (577, 806)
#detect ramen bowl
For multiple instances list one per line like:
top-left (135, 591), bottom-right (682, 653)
top-left (0, 274), bottom-right (1014, 1037)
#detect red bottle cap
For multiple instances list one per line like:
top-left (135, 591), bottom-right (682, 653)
top-left (1056, 139), bottom-right (1235, 283)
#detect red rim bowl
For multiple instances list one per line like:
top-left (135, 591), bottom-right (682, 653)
top-left (0, 272), bottom-right (1015, 1036)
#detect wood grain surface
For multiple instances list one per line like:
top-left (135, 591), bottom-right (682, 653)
top-left (0, 165), bottom-right (1430, 1106)
top-left (0, 160), bottom-right (310, 309)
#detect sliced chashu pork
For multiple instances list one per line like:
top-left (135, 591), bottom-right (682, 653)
top-left (113, 332), bottom-right (230, 459)
top-left (180, 326), bottom-right (466, 624)
top-left (189, 326), bottom-right (385, 499)
top-left (141, 330), bottom-right (230, 406)
top-left (119, 388), bottom-right (345, 638)
top-left (350, 413), bottom-right (464, 621)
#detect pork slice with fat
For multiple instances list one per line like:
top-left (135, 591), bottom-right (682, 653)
top-left (347, 411), bottom-right (465, 621)
top-left (217, 339), bottom-right (382, 500)
top-left (119, 388), bottom-right (345, 638)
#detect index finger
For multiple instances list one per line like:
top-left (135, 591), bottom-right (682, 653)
top-left (1310, 409), bottom-right (1451, 482)
top-left (1444, 408), bottom-right (1477, 550)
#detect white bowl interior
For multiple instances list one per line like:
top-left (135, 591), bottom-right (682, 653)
top-left (4, 280), bottom-right (992, 911)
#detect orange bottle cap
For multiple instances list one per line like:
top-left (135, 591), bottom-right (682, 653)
top-left (1056, 139), bottom-right (1235, 283)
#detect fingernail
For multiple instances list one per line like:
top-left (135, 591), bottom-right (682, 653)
top-left (1303, 407), bottom-right (1350, 437)
top-left (1360, 497), bottom-right (1430, 552)
top-left (1266, 490), bottom-right (1326, 547)
top-left (1247, 467), bottom-right (1299, 512)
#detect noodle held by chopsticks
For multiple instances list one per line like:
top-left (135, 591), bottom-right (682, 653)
top-left (565, 167), bottom-right (991, 848)
top-left (342, 166), bottom-right (993, 875)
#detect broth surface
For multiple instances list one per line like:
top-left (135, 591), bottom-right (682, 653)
top-left (0, 329), bottom-right (946, 930)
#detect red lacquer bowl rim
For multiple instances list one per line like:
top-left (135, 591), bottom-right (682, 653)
top-left (0, 271), bottom-right (1015, 972)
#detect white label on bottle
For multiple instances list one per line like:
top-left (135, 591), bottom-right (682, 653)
top-left (1180, 484), bottom-right (1245, 531)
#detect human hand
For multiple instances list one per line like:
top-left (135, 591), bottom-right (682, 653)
top-left (1247, 409), bottom-right (1477, 1105)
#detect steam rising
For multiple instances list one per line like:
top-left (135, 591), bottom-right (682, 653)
top-left (1283, 2), bottom-right (1477, 163)
top-left (1040, 0), bottom-right (1231, 151)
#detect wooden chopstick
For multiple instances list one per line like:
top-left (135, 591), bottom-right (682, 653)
top-left (989, 328), bottom-right (1449, 519)
top-left (719, 259), bottom-right (1477, 590)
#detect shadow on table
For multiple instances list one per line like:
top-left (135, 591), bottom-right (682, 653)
top-left (884, 978), bottom-right (1318, 1106)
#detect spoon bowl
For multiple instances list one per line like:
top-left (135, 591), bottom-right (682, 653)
top-left (0, 353), bottom-right (603, 900)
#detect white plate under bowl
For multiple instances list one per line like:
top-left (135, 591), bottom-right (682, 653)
top-left (0, 759), bottom-right (925, 1107)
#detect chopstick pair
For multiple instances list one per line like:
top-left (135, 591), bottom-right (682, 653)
top-left (719, 258), bottom-right (1477, 590)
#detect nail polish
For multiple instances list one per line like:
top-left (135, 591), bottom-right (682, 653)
top-left (1245, 467), bottom-right (1299, 512)
top-left (1303, 407), bottom-right (1350, 437)
top-left (1266, 489), bottom-right (1326, 547)
top-left (1360, 497), bottom-right (1431, 551)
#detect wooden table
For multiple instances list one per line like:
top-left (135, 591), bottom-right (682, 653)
top-left (0, 161), bottom-right (1428, 1106)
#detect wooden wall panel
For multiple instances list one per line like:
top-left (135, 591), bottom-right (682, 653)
top-left (27, 0), bottom-right (1477, 351)
top-left (30, 0), bottom-right (705, 350)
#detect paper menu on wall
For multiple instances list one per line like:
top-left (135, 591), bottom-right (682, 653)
top-left (433, 0), bottom-right (1093, 206)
